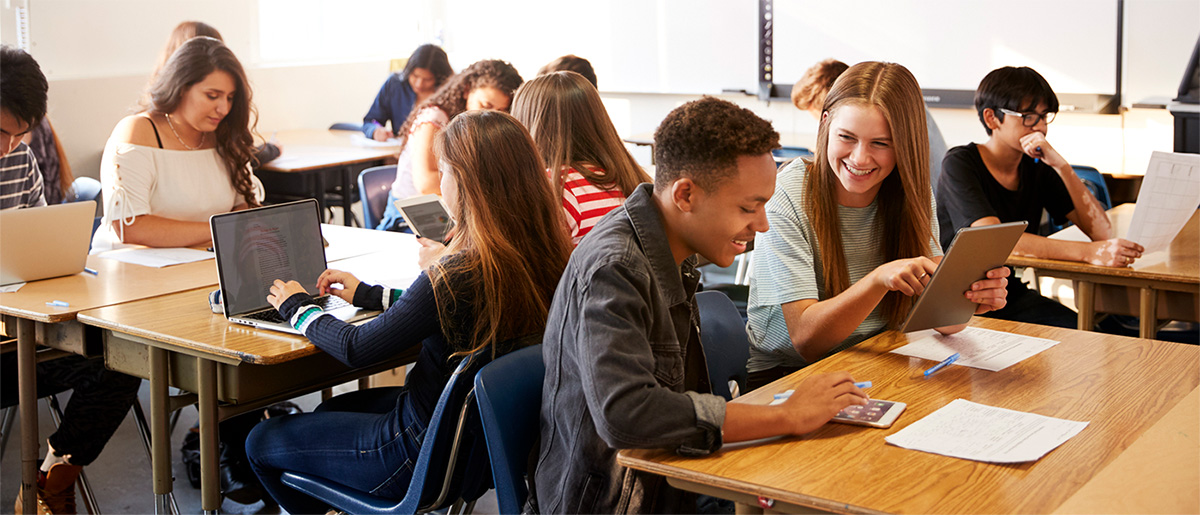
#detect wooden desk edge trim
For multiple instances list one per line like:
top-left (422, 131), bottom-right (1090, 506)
top-left (80, 314), bottom-right (322, 366)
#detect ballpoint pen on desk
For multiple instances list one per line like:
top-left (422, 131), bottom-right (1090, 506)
top-left (924, 353), bottom-right (960, 377)
top-left (83, 267), bottom-right (99, 276)
top-left (773, 381), bottom-right (872, 401)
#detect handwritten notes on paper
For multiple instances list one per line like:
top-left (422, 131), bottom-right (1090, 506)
top-left (1127, 151), bottom-right (1200, 253)
top-left (892, 327), bottom-right (1059, 372)
top-left (885, 399), bottom-right (1088, 463)
top-left (97, 248), bottom-right (213, 268)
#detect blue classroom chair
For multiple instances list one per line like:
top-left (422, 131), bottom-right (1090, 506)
top-left (280, 352), bottom-right (492, 514)
top-left (358, 165), bottom-right (398, 230)
top-left (695, 291), bottom-right (750, 400)
top-left (473, 345), bottom-right (544, 515)
top-left (1044, 165), bottom-right (1112, 235)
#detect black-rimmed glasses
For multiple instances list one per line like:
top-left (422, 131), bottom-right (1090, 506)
top-left (998, 108), bottom-right (1056, 127)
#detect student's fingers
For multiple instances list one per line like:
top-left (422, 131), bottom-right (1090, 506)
top-left (1118, 239), bottom-right (1145, 256)
top-left (970, 276), bottom-right (1007, 292)
top-left (986, 266), bottom-right (1012, 279)
top-left (416, 237), bottom-right (439, 248)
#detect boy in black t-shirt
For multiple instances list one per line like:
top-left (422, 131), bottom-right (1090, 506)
top-left (936, 66), bottom-right (1144, 328)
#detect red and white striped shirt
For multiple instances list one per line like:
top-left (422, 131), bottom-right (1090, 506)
top-left (559, 168), bottom-right (627, 245)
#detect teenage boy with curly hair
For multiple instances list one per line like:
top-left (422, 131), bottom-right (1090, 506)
top-left (535, 97), bottom-right (870, 513)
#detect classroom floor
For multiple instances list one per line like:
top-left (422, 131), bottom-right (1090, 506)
top-left (0, 382), bottom-right (503, 514)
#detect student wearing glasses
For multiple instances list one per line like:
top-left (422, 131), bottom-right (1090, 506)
top-left (937, 66), bottom-right (1143, 328)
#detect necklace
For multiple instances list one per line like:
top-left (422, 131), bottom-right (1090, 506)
top-left (164, 113), bottom-right (205, 150)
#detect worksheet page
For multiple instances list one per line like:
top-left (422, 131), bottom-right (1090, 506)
top-left (885, 399), bottom-right (1088, 463)
top-left (1126, 151), bottom-right (1200, 253)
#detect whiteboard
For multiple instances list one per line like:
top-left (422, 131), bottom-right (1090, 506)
top-left (772, 0), bottom-right (1119, 96)
top-left (440, 0), bottom-right (758, 95)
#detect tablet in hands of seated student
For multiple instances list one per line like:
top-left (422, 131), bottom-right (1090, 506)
top-left (394, 194), bottom-right (454, 242)
top-left (900, 221), bottom-right (1027, 333)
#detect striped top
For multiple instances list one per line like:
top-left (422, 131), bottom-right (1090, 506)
top-left (559, 167), bottom-right (627, 245)
top-left (746, 159), bottom-right (941, 373)
top-left (0, 143), bottom-right (46, 210)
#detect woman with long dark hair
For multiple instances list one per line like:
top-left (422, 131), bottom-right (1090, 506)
top-left (94, 36), bottom-right (261, 250)
top-left (362, 44), bottom-right (453, 141)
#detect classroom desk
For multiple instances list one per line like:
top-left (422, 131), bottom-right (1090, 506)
top-left (77, 233), bottom-right (422, 514)
top-left (257, 129), bottom-right (399, 226)
top-left (617, 317), bottom-right (1200, 514)
top-left (0, 256), bottom-right (218, 512)
top-left (1006, 203), bottom-right (1200, 338)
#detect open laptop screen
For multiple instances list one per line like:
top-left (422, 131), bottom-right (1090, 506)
top-left (210, 200), bottom-right (328, 316)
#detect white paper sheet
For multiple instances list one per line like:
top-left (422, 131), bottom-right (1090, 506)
top-left (891, 327), bottom-right (1059, 372)
top-left (1126, 151), bottom-right (1200, 253)
top-left (885, 399), bottom-right (1088, 463)
top-left (96, 247), bottom-right (214, 268)
top-left (0, 282), bottom-right (26, 293)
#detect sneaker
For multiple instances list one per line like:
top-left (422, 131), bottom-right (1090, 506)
top-left (14, 464), bottom-right (80, 515)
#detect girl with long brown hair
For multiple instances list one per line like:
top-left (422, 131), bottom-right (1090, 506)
top-left (511, 71), bottom-right (651, 244)
top-left (248, 110), bottom-right (571, 514)
top-left (377, 59), bottom-right (523, 231)
top-left (745, 61), bottom-right (1010, 388)
top-left (94, 36), bottom-right (262, 250)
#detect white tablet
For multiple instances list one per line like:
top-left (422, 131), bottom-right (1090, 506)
top-left (900, 221), bottom-right (1028, 332)
top-left (394, 194), bottom-right (455, 241)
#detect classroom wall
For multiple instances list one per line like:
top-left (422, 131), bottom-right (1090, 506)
top-left (0, 0), bottom-right (1193, 182)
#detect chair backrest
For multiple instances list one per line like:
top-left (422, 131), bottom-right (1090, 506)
top-left (329, 122), bottom-right (365, 132)
top-left (1072, 165), bottom-right (1112, 209)
top-left (358, 165), bottom-right (398, 230)
top-left (473, 345), bottom-right (544, 515)
top-left (1044, 165), bottom-right (1113, 235)
top-left (695, 291), bottom-right (750, 401)
top-left (66, 177), bottom-right (102, 204)
top-left (280, 352), bottom-right (491, 514)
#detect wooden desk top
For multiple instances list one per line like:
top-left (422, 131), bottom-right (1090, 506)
top-left (0, 224), bottom-right (415, 324)
top-left (618, 317), bottom-right (1199, 514)
top-left (260, 129), bottom-right (397, 173)
top-left (0, 255), bottom-right (217, 323)
top-left (78, 286), bottom-right (320, 365)
top-left (1007, 204), bottom-right (1200, 285)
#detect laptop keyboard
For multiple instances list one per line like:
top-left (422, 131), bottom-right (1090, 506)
top-left (242, 295), bottom-right (352, 324)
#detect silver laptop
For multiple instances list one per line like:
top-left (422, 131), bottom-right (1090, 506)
top-left (210, 199), bottom-right (378, 334)
top-left (0, 201), bottom-right (95, 286)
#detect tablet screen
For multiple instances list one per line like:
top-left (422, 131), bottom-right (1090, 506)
top-left (397, 198), bottom-right (454, 241)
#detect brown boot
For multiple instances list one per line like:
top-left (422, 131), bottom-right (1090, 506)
top-left (14, 463), bottom-right (80, 515)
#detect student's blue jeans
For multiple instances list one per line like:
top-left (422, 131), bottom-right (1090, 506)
top-left (377, 191), bottom-right (413, 233)
top-left (245, 387), bottom-right (426, 514)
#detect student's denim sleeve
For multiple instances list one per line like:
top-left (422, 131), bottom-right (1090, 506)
top-left (362, 75), bottom-right (397, 138)
top-left (574, 259), bottom-right (725, 454)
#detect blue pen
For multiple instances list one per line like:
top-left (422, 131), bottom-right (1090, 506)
top-left (924, 353), bottom-right (960, 377)
top-left (1034, 146), bottom-right (1042, 164)
top-left (854, 381), bottom-right (872, 389)
top-left (83, 267), bottom-right (98, 276)
top-left (45, 300), bottom-right (69, 308)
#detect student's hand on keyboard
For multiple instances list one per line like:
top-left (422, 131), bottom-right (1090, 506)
top-left (316, 269), bottom-right (361, 303)
top-left (267, 279), bottom-right (310, 311)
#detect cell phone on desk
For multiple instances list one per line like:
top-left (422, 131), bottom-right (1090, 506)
top-left (832, 399), bottom-right (907, 429)
top-left (394, 194), bottom-right (455, 242)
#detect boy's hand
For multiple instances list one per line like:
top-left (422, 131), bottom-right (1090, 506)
top-left (1086, 238), bottom-right (1145, 267)
top-left (781, 372), bottom-right (869, 435)
top-left (968, 266), bottom-right (1010, 314)
top-left (1019, 132), bottom-right (1066, 169)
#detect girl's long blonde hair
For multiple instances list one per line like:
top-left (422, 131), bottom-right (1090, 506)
top-left (805, 61), bottom-right (932, 327)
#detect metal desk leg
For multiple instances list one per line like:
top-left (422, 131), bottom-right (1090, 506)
top-left (17, 318), bottom-right (37, 512)
top-left (341, 166), bottom-right (354, 227)
top-left (1140, 288), bottom-right (1158, 339)
top-left (197, 358), bottom-right (220, 514)
top-left (150, 347), bottom-right (173, 514)
top-left (1076, 281), bottom-right (1096, 331)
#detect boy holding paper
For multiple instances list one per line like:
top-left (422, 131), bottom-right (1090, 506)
top-left (936, 66), bottom-right (1143, 328)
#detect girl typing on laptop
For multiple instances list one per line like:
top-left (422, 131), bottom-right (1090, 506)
top-left (245, 111), bottom-right (572, 514)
